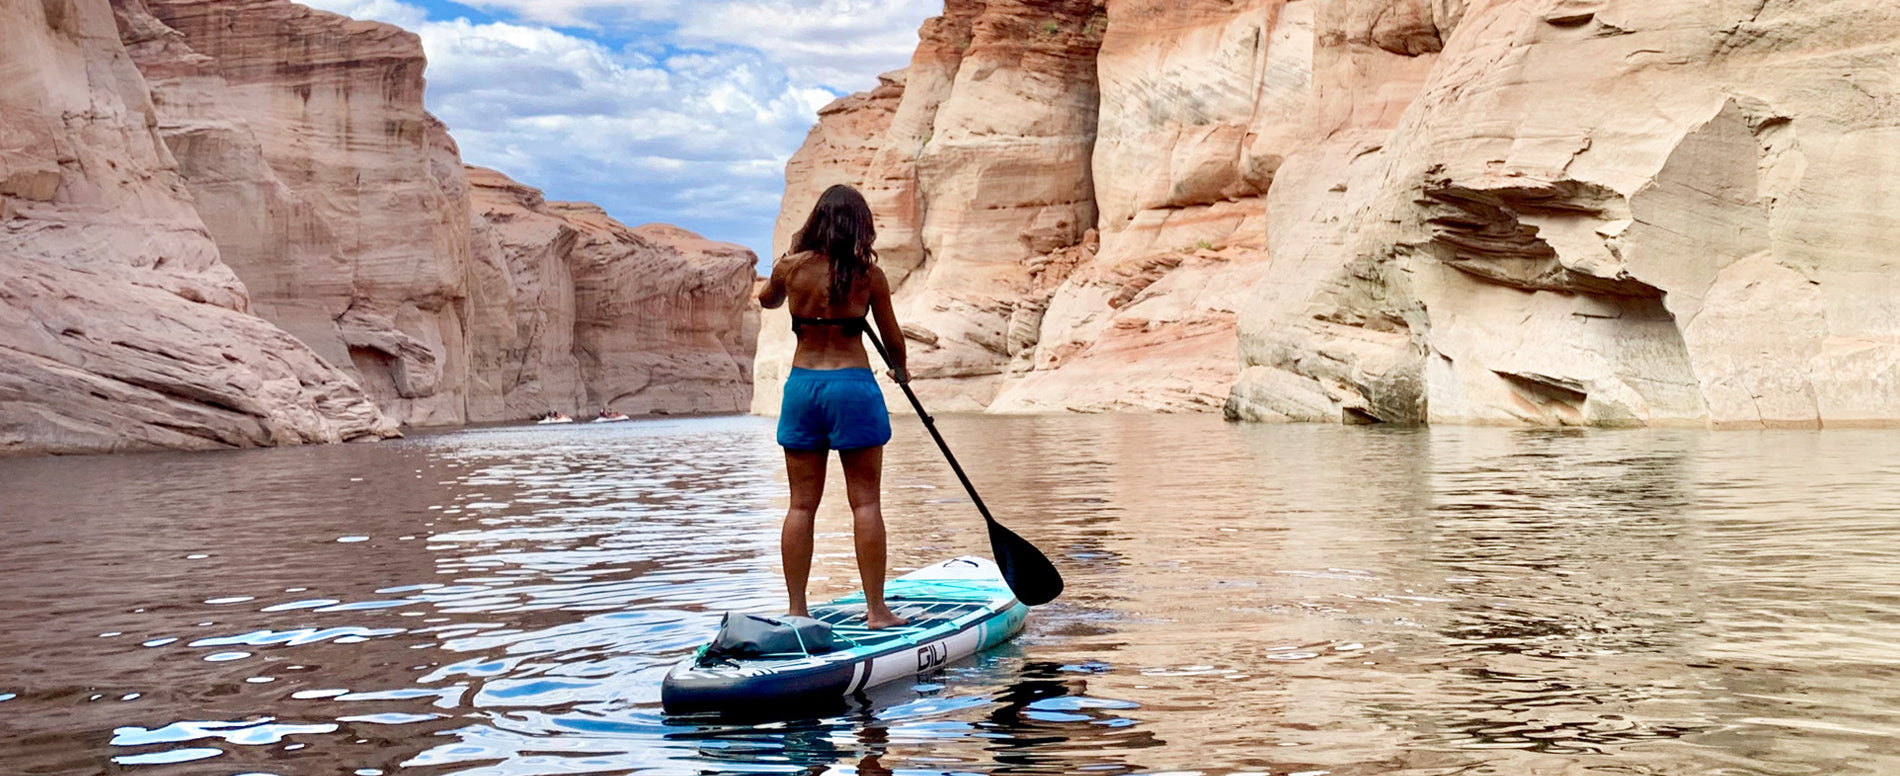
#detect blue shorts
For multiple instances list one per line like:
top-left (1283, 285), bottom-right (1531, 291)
top-left (777, 368), bottom-right (892, 451)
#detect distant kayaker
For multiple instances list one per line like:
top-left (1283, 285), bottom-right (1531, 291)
top-left (757, 184), bottom-right (910, 630)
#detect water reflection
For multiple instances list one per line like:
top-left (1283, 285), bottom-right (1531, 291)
top-left (977, 662), bottom-right (1158, 774)
top-left (654, 659), bottom-right (1154, 776)
top-left (1, 417), bottom-right (1899, 774)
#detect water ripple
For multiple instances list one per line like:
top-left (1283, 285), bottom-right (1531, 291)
top-left (0, 418), bottom-right (1897, 773)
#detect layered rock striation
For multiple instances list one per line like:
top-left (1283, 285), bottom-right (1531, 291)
top-left (128, 0), bottom-right (480, 425)
top-left (1, 0), bottom-right (394, 454)
top-left (124, 0), bottom-right (759, 425)
top-left (1231, 0), bottom-right (1900, 428)
top-left (771, 0), bottom-right (1900, 428)
top-left (1, 0), bottom-right (757, 456)
top-left (469, 169), bottom-right (757, 418)
top-left (762, 0), bottom-right (1309, 415)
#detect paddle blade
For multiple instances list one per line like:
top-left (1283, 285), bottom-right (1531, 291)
top-left (986, 519), bottom-right (1063, 606)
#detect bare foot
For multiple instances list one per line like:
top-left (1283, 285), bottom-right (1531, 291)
top-left (865, 607), bottom-right (909, 630)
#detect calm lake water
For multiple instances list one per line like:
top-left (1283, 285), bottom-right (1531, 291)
top-left (2, 414), bottom-right (1899, 775)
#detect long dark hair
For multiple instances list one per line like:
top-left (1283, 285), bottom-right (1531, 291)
top-left (790, 184), bottom-right (877, 307)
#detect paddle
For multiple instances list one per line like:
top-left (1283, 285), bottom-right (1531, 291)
top-left (862, 325), bottom-right (1064, 606)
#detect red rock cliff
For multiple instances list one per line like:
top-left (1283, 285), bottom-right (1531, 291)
top-left (760, 0), bottom-right (1118, 414)
top-left (469, 168), bottom-right (757, 418)
top-left (766, 0), bottom-right (1900, 428)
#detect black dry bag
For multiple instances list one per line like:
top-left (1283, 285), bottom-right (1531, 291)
top-left (702, 613), bottom-right (835, 662)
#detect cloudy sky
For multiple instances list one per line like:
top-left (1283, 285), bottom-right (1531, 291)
top-left (302, 0), bottom-right (938, 266)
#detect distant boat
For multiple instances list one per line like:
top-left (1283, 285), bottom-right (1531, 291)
top-left (592, 410), bottom-right (632, 423)
top-left (535, 412), bottom-right (575, 425)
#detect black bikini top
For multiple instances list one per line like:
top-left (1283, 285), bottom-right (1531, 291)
top-left (790, 315), bottom-right (867, 336)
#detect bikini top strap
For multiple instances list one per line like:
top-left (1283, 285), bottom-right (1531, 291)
top-left (790, 315), bottom-right (867, 335)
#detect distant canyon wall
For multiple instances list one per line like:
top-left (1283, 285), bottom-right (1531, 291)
top-left (467, 170), bottom-right (758, 419)
top-left (0, 0), bottom-right (755, 456)
top-left (764, 0), bottom-right (1900, 428)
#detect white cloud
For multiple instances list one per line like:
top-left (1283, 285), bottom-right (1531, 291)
top-left (295, 0), bottom-right (936, 262)
top-left (452, 0), bottom-right (937, 88)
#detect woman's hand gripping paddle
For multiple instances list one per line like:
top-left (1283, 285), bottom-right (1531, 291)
top-left (862, 325), bottom-right (1064, 606)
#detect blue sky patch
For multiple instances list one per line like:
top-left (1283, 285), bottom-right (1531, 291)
top-left (304, 0), bottom-right (939, 267)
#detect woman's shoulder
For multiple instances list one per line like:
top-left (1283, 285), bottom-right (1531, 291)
top-left (778, 249), bottom-right (822, 265)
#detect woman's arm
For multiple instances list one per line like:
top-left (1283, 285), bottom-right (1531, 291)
top-left (868, 266), bottom-right (907, 383)
top-left (758, 254), bottom-right (791, 309)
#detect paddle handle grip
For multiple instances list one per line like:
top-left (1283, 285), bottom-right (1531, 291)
top-left (862, 326), bottom-right (999, 526)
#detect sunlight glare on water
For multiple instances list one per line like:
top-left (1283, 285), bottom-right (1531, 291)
top-left (1, 414), bottom-right (1899, 774)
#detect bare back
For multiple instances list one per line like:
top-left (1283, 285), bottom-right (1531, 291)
top-left (758, 250), bottom-right (907, 374)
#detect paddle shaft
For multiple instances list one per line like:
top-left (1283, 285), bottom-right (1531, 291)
top-left (859, 327), bottom-right (1000, 527)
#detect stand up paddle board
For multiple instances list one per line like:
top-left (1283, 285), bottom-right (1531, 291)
top-left (662, 556), bottom-right (1029, 715)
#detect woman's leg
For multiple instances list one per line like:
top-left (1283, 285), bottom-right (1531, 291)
top-left (782, 448), bottom-right (828, 617)
top-left (839, 445), bottom-right (908, 629)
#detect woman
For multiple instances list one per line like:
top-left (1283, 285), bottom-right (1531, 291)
top-left (757, 184), bottom-right (910, 630)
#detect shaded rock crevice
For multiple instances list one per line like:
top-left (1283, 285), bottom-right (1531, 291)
top-left (1236, 0), bottom-right (1900, 428)
top-left (1419, 179), bottom-right (1664, 299)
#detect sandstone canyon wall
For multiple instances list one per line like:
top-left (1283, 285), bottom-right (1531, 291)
top-left (468, 170), bottom-right (757, 418)
top-left (0, 0), bottom-right (394, 454)
top-left (1, 0), bottom-right (757, 456)
top-left (760, 0), bottom-right (1134, 415)
top-left (762, 0), bottom-right (1321, 415)
top-left (767, 0), bottom-right (1900, 428)
top-left (127, 0), bottom-right (759, 426)
top-left (127, 0), bottom-right (481, 425)
top-left (1233, 0), bottom-right (1900, 428)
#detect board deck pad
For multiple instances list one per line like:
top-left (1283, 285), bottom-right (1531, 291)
top-left (812, 599), bottom-right (989, 644)
top-left (661, 557), bottom-right (1029, 715)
